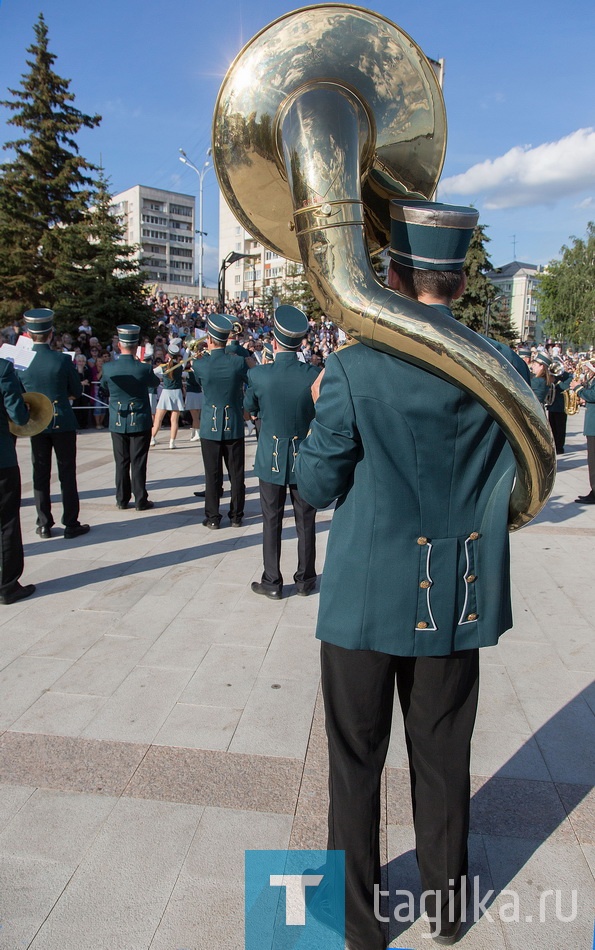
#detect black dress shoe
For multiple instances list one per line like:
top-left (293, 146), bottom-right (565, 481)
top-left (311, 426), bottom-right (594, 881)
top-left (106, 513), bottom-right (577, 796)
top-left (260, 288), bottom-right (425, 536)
top-left (202, 518), bottom-right (220, 529)
top-left (230, 519), bottom-right (243, 527)
top-left (251, 581), bottom-right (282, 600)
top-left (36, 526), bottom-right (52, 539)
top-left (575, 493), bottom-right (595, 504)
top-left (135, 500), bottom-right (154, 511)
top-left (63, 524), bottom-right (90, 539)
top-left (194, 491), bottom-right (206, 497)
top-left (296, 584), bottom-right (316, 596)
top-left (0, 583), bottom-right (36, 606)
top-left (116, 502), bottom-right (129, 510)
top-left (431, 919), bottom-right (462, 945)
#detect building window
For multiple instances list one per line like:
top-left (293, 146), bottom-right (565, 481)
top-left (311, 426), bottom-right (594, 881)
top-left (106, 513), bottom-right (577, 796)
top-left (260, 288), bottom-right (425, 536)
top-left (169, 203), bottom-right (193, 217)
top-left (141, 214), bottom-right (167, 226)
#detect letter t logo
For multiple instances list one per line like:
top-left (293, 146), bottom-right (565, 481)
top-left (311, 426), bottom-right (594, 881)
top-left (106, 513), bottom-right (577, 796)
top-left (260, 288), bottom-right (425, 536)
top-left (269, 873), bottom-right (324, 925)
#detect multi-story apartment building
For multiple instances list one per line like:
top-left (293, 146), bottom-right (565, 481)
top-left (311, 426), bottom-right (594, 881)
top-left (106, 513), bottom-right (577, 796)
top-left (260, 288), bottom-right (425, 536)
top-left (486, 261), bottom-right (544, 343)
top-left (111, 185), bottom-right (196, 289)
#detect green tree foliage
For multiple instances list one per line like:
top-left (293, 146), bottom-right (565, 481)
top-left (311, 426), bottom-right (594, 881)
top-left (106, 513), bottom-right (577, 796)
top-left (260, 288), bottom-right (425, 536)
top-left (0, 14), bottom-right (101, 322)
top-left (451, 224), bottom-right (516, 343)
top-left (536, 223), bottom-right (595, 347)
top-left (53, 170), bottom-right (151, 340)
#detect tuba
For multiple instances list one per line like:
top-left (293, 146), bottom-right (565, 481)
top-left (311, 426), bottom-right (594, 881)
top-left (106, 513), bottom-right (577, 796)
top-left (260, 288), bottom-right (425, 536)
top-left (213, 4), bottom-right (556, 529)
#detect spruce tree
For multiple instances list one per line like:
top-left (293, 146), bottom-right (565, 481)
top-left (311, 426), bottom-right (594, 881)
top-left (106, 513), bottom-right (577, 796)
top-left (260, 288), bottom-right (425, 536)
top-left (0, 14), bottom-right (101, 322)
top-left (53, 170), bottom-right (151, 340)
top-left (451, 224), bottom-right (516, 343)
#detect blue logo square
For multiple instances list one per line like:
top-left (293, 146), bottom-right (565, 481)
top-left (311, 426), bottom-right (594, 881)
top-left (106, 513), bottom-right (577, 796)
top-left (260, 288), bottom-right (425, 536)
top-left (245, 849), bottom-right (345, 949)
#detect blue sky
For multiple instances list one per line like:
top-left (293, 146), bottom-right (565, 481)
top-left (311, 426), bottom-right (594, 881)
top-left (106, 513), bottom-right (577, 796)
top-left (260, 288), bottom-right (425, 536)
top-left (1, 0), bottom-right (594, 288)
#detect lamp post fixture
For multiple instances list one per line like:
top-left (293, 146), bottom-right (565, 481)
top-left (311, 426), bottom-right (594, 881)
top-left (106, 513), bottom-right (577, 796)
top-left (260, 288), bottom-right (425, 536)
top-left (178, 147), bottom-right (212, 301)
top-left (484, 294), bottom-right (508, 336)
top-left (218, 251), bottom-right (258, 309)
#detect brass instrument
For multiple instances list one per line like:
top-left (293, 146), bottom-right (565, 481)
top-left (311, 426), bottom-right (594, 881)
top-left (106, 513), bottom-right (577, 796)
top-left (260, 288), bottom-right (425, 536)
top-left (185, 337), bottom-right (209, 358)
top-left (212, 4), bottom-right (555, 530)
top-left (564, 360), bottom-right (595, 415)
top-left (9, 391), bottom-right (53, 437)
top-left (155, 359), bottom-right (185, 378)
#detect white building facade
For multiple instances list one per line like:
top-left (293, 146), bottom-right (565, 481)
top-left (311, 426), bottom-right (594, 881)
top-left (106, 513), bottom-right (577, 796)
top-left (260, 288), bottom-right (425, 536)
top-left (111, 185), bottom-right (196, 289)
top-left (218, 199), bottom-right (304, 305)
top-left (487, 261), bottom-right (545, 343)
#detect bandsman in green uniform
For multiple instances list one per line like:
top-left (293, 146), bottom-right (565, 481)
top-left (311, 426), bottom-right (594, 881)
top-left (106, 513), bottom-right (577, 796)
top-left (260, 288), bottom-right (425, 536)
top-left (18, 309), bottom-right (90, 541)
top-left (529, 351), bottom-right (552, 407)
top-left (296, 201), bottom-right (521, 948)
top-left (101, 324), bottom-right (160, 511)
top-left (571, 360), bottom-right (595, 503)
top-left (0, 357), bottom-right (35, 604)
top-left (192, 314), bottom-right (248, 528)
top-left (245, 306), bottom-right (321, 599)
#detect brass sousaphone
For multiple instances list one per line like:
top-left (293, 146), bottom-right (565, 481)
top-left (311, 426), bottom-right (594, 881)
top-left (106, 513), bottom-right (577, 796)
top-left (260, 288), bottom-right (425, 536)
top-left (9, 391), bottom-right (53, 437)
top-left (213, 4), bottom-right (556, 529)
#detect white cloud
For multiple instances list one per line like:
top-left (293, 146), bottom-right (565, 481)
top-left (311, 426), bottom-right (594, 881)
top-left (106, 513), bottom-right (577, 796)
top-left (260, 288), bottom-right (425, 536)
top-left (576, 196), bottom-right (595, 209)
top-left (440, 128), bottom-right (595, 210)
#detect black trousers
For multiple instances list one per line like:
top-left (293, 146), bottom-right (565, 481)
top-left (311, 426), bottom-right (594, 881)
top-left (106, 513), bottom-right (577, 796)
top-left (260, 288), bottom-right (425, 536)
top-left (548, 409), bottom-right (567, 453)
top-left (30, 430), bottom-right (80, 529)
top-left (259, 479), bottom-right (316, 591)
top-left (200, 437), bottom-right (245, 523)
top-left (588, 435), bottom-right (595, 494)
top-left (111, 431), bottom-right (151, 507)
top-left (320, 641), bottom-right (479, 950)
top-left (0, 465), bottom-right (24, 597)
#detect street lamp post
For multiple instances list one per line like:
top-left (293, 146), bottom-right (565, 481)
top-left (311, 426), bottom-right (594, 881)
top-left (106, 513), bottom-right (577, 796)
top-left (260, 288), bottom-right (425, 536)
top-left (218, 252), bottom-right (258, 309)
top-left (178, 148), bottom-right (212, 301)
top-left (484, 294), bottom-right (507, 336)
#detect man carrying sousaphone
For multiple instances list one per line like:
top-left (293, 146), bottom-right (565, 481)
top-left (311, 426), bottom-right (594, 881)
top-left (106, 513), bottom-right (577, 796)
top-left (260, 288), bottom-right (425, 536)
top-left (296, 201), bottom-right (523, 948)
top-left (0, 356), bottom-right (36, 605)
top-left (101, 324), bottom-right (161, 511)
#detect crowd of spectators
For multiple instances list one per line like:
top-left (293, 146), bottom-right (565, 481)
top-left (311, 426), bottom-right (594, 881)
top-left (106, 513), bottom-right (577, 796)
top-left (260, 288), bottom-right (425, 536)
top-left (0, 293), bottom-right (347, 429)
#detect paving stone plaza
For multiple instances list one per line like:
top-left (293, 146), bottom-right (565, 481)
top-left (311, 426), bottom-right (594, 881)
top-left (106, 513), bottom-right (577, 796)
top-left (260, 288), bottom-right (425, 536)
top-left (0, 415), bottom-right (594, 950)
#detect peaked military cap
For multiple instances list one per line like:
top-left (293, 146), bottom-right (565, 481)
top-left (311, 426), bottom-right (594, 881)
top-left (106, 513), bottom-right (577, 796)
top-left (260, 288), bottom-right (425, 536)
top-left (389, 200), bottom-right (479, 271)
top-left (207, 313), bottom-right (233, 343)
top-left (117, 324), bottom-right (140, 346)
top-left (273, 306), bottom-right (308, 350)
top-left (23, 308), bottom-right (54, 334)
top-left (532, 351), bottom-right (552, 368)
top-left (167, 343), bottom-right (181, 356)
top-left (517, 345), bottom-right (532, 358)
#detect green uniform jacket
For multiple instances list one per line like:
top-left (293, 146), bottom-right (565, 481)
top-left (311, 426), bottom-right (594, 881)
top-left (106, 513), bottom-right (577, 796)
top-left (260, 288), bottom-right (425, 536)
top-left (575, 377), bottom-right (595, 436)
top-left (193, 348), bottom-right (248, 441)
top-left (0, 358), bottom-right (29, 468)
top-left (18, 344), bottom-right (81, 432)
top-left (226, 340), bottom-right (251, 361)
top-left (295, 330), bottom-right (516, 657)
top-left (548, 372), bottom-right (571, 413)
top-left (244, 352), bottom-right (320, 485)
top-left (101, 355), bottom-right (160, 433)
top-left (530, 374), bottom-right (548, 406)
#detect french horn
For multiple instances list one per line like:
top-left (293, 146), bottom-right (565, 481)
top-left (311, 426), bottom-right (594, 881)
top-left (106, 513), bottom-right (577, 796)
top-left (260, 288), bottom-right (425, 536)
top-left (9, 391), bottom-right (53, 437)
top-left (213, 4), bottom-right (556, 529)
